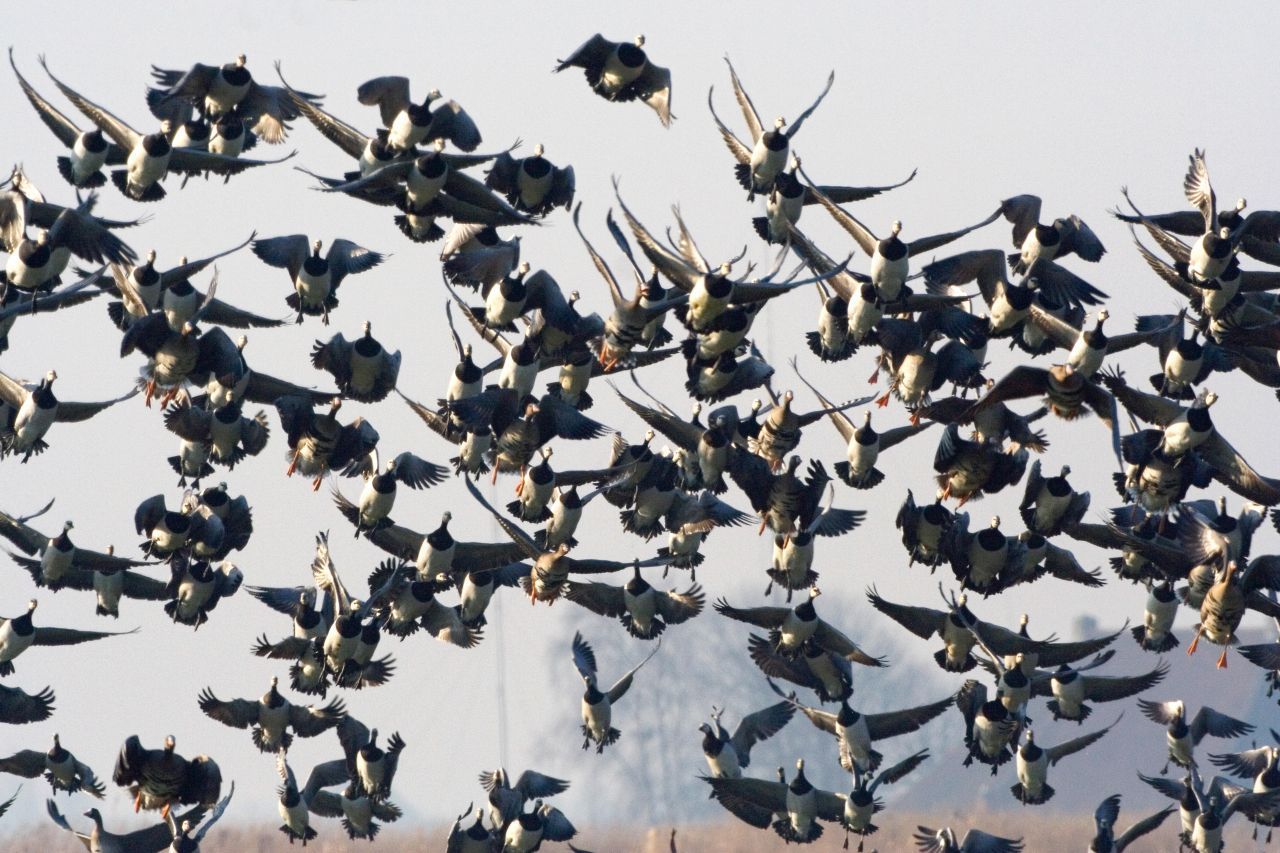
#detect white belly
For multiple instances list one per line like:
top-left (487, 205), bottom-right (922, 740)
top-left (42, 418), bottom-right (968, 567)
top-left (71, 136), bottom-right (108, 180)
top-left (94, 570), bottom-right (124, 615)
top-left (127, 146), bottom-right (169, 188)
top-left (295, 269), bottom-right (332, 308)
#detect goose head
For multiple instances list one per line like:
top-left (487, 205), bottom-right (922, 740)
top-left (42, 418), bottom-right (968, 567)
top-left (808, 586), bottom-right (822, 601)
top-left (634, 34), bottom-right (646, 47)
top-left (26, 599), bottom-right (37, 615)
top-left (1095, 308), bottom-right (1109, 328)
top-left (532, 143), bottom-right (545, 159)
top-left (362, 320), bottom-right (373, 337)
top-left (311, 238), bottom-right (324, 256)
top-left (773, 116), bottom-right (786, 131)
top-left (145, 249), bottom-right (158, 264)
top-left (234, 54), bottom-right (247, 67)
top-left (164, 734), bottom-right (177, 753)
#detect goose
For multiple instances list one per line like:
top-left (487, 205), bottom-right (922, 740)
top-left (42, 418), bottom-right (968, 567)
top-left (45, 798), bottom-right (207, 853)
top-left (112, 735), bottom-right (221, 817)
top-left (999, 194), bottom-right (1106, 274)
top-left (281, 77), bottom-right (410, 178)
top-left (912, 824), bottom-right (1024, 852)
top-left (332, 448), bottom-right (447, 537)
top-left (362, 511), bottom-right (524, 587)
top-left (181, 484), bottom-right (253, 561)
top-left (197, 675), bottom-right (345, 753)
top-left (0, 368), bottom-right (136, 462)
top-left (716, 587), bottom-right (884, 666)
top-left (698, 700), bottom-right (794, 780)
top-left (132, 493), bottom-right (211, 560)
top-left (771, 680), bottom-right (952, 773)
top-left (147, 55), bottom-right (319, 142)
top-left (2, 199), bottom-right (137, 294)
top-left (1185, 766), bottom-right (1280, 853)
top-left (795, 365), bottom-right (930, 489)
top-left (251, 234), bottom-right (386, 324)
top-left (478, 767), bottom-right (570, 831)
top-left (750, 381), bottom-right (871, 471)
top-left (7, 534), bottom-right (165, 618)
top-left (565, 560), bottom-right (704, 639)
top-left (808, 185), bottom-right (1000, 303)
top-left (710, 57), bottom-right (834, 199)
top-left (43, 58), bottom-right (296, 201)
top-left (748, 634), bottom-right (852, 703)
top-left (1138, 699), bottom-right (1253, 773)
top-left (1025, 306), bottom-right (1175, 378)
top-left (335, 779), bottom-right (402, 840)
top-left (703, 757), bottom-right (843, 844)
top-left (441, 224), bottom-right (523, 291)
top-left (505, 446), bottom-right (628, 523)
top-left (729, 455), bottom-right (860, 539)
top-left (1018, 460), bottom-right (1090, 536)
top-left (1030, 659), bottom-right (1169, 723)
top-left (0, 733), bottom-right (104, 797)
top-left (0, 599), bottom-right (136, 675)
top-left (465, 477), bottom-right (665, 603)
top-left (364, 561), bottom-right (483, 647)
top-left (1210, 741), bottom-right (1280, 842)
top-left (1088, 793), bottom-right (1176, 853)
top-left (1186, 558), bottom-right (1280, 668)
top-left (955, 679), bottom-right (1019, 774)
top-left (932, 425), bottom-right (1029, 506)
top-left (753, 155), bottom-right (918, 244)
top-left (275, 751), bottom-right (349, 845)
top-left (556, 34), bottom-right (672, 126)
top-left (868, 322), bottom-right (987, 416)
top-left (308, 321), bottom-right (402, 403)
top-left (573, 207), bottom-right (689, 370)
top-left (970, 363), bottom-right (1118, 447)
top-left (0, 500), bottom-right (154, 589)
top-left (895, 490), bottom-right (956, 568)
top-left (501, 798), bottom-right (577, 852)
top-left (163, 397), bottom-right (269, 476)
top-left (449, 388), bottom-right (609, 481)
top-left (357, 75), bottom-right (480, 152)
top-left (837, 750), bottom-right (930, 852)
top-left (614, 188), bottom-right (844, 333)
top-left (9, 49), bottom-right (127, 188)
top-left (1010, 717), bottom-right (1119, 805)
top-left (275, 395), bottom-right (380, 491)
top-left (447, 806), bottom-right (495, 851)
top-left (571, 630), bottom-right (660, 752)
top-left (161, 554), bottom-right (243, 629)
top-left (1132, 579), bottom-right (1181, 652)
top-left (767, 485), bottom-right (854, 597)
top-left (485, 145), bottom-right (574, 216)
top-left (305, 532), bottom-right (399, 686)
top-left (336, 716), bottom-right (405, 800)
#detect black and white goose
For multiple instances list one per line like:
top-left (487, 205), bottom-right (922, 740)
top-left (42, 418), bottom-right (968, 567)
top-left (710, 57), bottom-right (834, 200)
top-left (43, 58), bottom-right (295, 202)
top-left (357, 75), bottom-right (480, 152)
top-left (955, 679), bottom-right (1019, 774)
top-left (148, 54), bottom-right (321, 143)
top-left (1087, 793), bottom-right (1176, 853)
top-left (0, 368), bottom-right (135, 462)
top-left (161, 554), bottom-right (243, 629)
top-left (571, 630), bottom-right (660, 752)
top-left (478, 767), bottom-right (570, 832)
top-left (163, 397), bottom-right (270, 479)
top-left (565, 560), bottom-right (704, 639)
top-left (362, 510), bottom-right (524, 588)
top-left (837, 750), bottom-right (931, 852)
top-left (251, 234), bottom-right (385, 324)
top-left (46, 800), bottom-right (209, 853)
top-left (703, 757), bottom-right (843, 844)
top-left (912, 824), bottom-right (1024, 852)
top-left (484, 145), bottom-right (575, 217)
top-left (0, 599), bottom-right (135, 676)
top-left (753, 155), bottom-right (918, 244)
top-left (1010, 718), bottom-right (1118, 805)
top-left (1138, 699), bottom-right (1254, 773)
top-left (336, 716), bottom-right (405, 801)
top-left (9, 49), bottom-right (126, 188)
top-left (748, 635), bottom-right (853, 703)
top-left (197, 675), bottom-right (345, 753)
top-left (275, 752), bottom-right (349, 845)
top-left (773, 679), bottom-right (952, 774)
top-left (1018, 460), bottom-right (1090, 537)
top-left (0, 500), bottom-right (154, 593)
top-left (999, 194), bottom-right (1106, 274)
top-left (698, 700), bottom-right (795, 780)
top-left (0, 733), bottom-right (104, 797)
top-left (275, 395), bottom-right (380, 491)
top-left (335, 779), bottom-right (402, 841)
top-left (332, 448), bottom-right (446, 538)
top-left (501, 798), bottom-right (577, 852)
top-left (716, 587), bottom-right (884, 667)
top-left (556, 34), bottom-right (673, 126)
top-left (1210, 741), bottom-right (1280, 842)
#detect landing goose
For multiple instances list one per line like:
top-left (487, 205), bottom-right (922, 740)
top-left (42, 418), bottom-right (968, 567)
top-left (478, 767), bottom-right (570, 830)
top-left (448, 387), bottom-right (609, 480)
top-left (0, 733), bottom-right (104, 797)
top-left (698, 700), bottom-right (794, 779)
top-left (998, 194), bottom-right (1106, 274)
top-left (702, 757), bottom-right (844, 844)
top-left (9, 49), bottom-right (127, 188)
top-left (556, 34), bottom-right (672, 126)
top-left (197, 675), bottom-right (345, 753)
top-left (571, 630), bottom-right (661, 752)
top-left (485, 145), bottom-right (574, 217)
top-left (0, 500), bottom-right (155, 590)
top-left (912, 824), bottom-right (1024, 852)
top-left (357, 75), bottom-right (480, 152)
top-left (954, 679), bottom-right (1019, 773)
top-left (754, 155), bottom-right (917, 244)
top-left (1010, 717), bottom-right (1119, 805)
top-left (161, 553), bottom-right (243, 628)
top-left (148, 55), bottom-right (321, 142)
top-left (43, 58), bottom-right (296, 201)
top-left (251, 234), bottom-right (385, 324)
top-left (45, 798), bottom-right (206, 853)
top-left (163, 397), bottom-right (269, 476)
top-left (710, 57), bottom-right (834, 199)
top-left (836, 750), bottom-right (930, 852)
top-left (362, 511), bottom-right (524, 587)
top-left (112, 734), bottom-right (221, 816)
top-left (0, 599), bottom-right (136, 675)
top-left (336, 715), bottom-right (405, 800)
top-left (501, 798), bottom-right (577, 852)
top-left (275, 752), bottom-right (348, 845)
top-left (716, 587), bottom-right (884, 666)
top-left (772, 679), bottom-right (951, 773)
top-left (748, 635), bottom-right (852, 703)
top-left (0, 368), bottom-right (136, 462)
top-left (332, 447), bottom-right (446, 537)
top-left (1138, 699), bottom-right (1253, 773)
top-left (1087, 793), bottom-right (1176, 853)
top-left (565, 560), bottom-right (704, 639)
top-left (275, 395), bottom-right (380, 491)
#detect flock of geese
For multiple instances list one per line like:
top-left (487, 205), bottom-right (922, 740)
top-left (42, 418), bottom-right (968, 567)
top-left (2, 31), bottom-right (1280, 853)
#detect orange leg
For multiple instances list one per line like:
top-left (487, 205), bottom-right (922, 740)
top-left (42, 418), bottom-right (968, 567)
top-left (161, 802), bottom-right (171, 820)
top-left (956, 493), bottom-right (972, 508)
top-left (1186, 625), bottom-right (1204, 656)
top-left (159, 386), bottom-right (180, 408)
top-left (909, 409), bottom-right (921, 426)
top-left (1216, 647), bottom-right (1229, 669)
top-left (491, 464), bottom-right (500, 486)
top-left (286, 447), bottom-right (300, 478)
top-left (515, 466), bottom-right (526, 496)
top-left (940, 482), bottom-right (953, 501)
top-left (866, 362), bottom-right (880, 384)
top-left (875, 392), bottom-right (891, 407)
top-left (758, 518), bottom-right (768, 536)
top-left (143, 379), bottom-right (157, 408)
top-left (311, 474), bottom-right (324, 492)
top-left (134, 790), bottom-right (142, 813)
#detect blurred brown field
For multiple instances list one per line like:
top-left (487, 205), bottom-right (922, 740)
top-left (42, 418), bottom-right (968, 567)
top-left (5, 807), bottom-right (1261, 852)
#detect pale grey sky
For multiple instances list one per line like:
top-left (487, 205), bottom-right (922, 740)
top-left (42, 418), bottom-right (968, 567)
top-left (4, 0), bottom-right (1280, 843)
